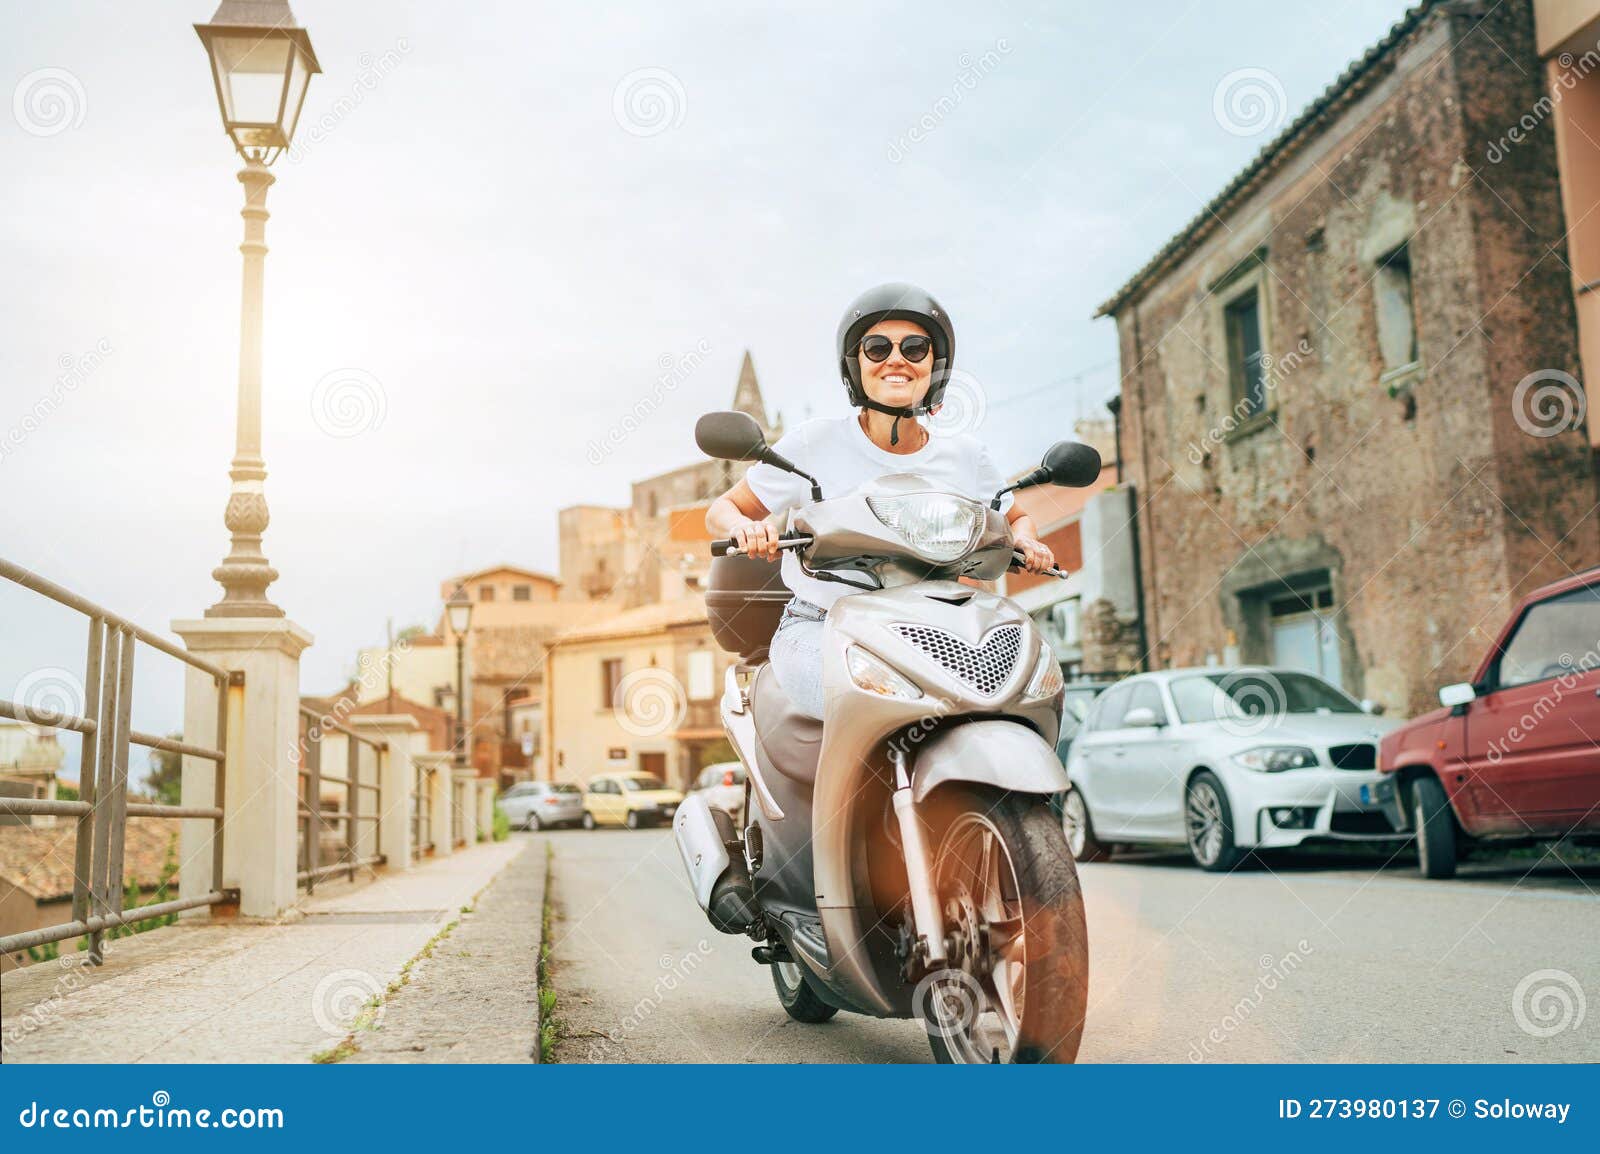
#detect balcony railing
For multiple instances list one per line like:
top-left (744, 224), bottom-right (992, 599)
top-left (0, 557), bottom-right (239, 964)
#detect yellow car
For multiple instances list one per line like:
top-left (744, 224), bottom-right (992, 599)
top-left (581, 772), bottom-right (684, 830)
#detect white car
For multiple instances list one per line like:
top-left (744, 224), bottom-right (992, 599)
top-left (1062, 668), bottom-right (1409, 870)
top-left (689, 761), bottom-right (746, 820)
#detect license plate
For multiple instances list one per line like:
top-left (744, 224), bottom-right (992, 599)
top-left (1359, 785), bottom-right (1372, 805)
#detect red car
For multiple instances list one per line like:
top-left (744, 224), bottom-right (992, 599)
top-left (1378, 567), bottom-right (1600, 877)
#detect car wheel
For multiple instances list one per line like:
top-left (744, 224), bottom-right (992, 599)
top-left (1061, 787), bottom-right (1110, 863)
top-left (581, 812), bottom-right (596, 831)
top-left (523, 812), bottom-right (542, 832)
top-left (625, 810), bottom-right (642, 830)
top-left (1185, 771), bottom-right (1244, 872)
top-left (1412, 775), bottom-right (1458, 879)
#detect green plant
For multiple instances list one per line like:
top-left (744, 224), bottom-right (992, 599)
top-left (144, 738), bottom-right (184, 806)
top-left (492, 803), bottom-right (510, 842)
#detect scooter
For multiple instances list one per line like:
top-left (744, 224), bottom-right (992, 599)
top-left (672, 410), bottom-right (1101, 1064)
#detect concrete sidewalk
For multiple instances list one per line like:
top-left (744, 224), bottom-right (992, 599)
top-left (0, 838), bottom-right (530, 1064)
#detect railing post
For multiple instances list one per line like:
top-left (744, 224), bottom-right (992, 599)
top-left (174, 617), bottom-right (312, 919)
top-left (349, 715), bottom-right (419, 870)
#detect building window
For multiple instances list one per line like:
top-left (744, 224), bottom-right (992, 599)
top-left (1374, 242), bottom-right (1420, 382)
top-left (687, 650), bottom-right (715, 701)
top-left (512, 584), bottom-right (531, 601)
top-left (601, 659), bottom-right (623, 709)
top-left (1225, 289), bottom-right (1266, 419)
top-left (478, 584), bottom-right (495, 602)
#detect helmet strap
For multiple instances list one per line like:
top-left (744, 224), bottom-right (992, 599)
top-left (860, 397), bottom-right (927, 447)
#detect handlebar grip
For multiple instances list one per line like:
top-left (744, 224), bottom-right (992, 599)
top-left (709, 531), bottom-right (813, 559)
top-left (1012, 549), bottom-right (1068, 579)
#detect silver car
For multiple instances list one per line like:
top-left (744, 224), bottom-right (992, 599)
top-left (1062, 667), bottom-right (1408, 870)
top-left (689, 761), bottom-right (747, 820)
top-left (498, 780), bottom-right (585, 831)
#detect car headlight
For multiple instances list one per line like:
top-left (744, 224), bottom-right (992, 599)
top-left (866, 494), bottom-right (984, 562)
top-left (1232, 746), bottom-right (1320, 772)
top-left (1024, 640), bottom-right (1064, 700)
top-left (846, 645), bottom-right (923, 700)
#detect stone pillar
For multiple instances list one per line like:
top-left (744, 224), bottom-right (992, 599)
top-left (477, 779), bottom-right (494, 841)
top-left (418, 752), bottom-right (453, 857)
top-left (174, 617), bottom-right (313, 919)
top-left (349, 715), bottom-right (420, 871)
top-left (453, 768), bottom-right (476, 847)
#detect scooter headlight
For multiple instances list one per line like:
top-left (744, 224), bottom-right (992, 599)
top-left (1024, 640), bottom-right (1064, 700)
top-left (846, 645), bottom-right (923, 700)
top-left (866, 494), bottom-right (984, 562)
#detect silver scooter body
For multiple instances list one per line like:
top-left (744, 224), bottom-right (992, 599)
top-left (676, 473), bottom-right (1070, 1020)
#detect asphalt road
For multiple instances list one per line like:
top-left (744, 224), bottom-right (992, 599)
top-left (545, 827), bottom-right (1600, 1064)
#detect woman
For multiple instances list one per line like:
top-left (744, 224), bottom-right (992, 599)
top-left (705, 283), bottom-right (1055, 719)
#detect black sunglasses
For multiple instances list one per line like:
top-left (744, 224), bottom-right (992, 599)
top-left (858, 334), bottom-right (933, 364)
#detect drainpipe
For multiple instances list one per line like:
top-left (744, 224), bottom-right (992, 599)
top-left (1130, 305), bottom-right (1160, 671)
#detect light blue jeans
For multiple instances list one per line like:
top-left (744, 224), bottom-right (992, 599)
top-left (768, 597), bottom-right (827, 720)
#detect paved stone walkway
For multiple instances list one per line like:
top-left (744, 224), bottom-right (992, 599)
top-left (343, 836), bottom-right (546, 1063)
top-left (0, 839), bottom-right (528, 1063)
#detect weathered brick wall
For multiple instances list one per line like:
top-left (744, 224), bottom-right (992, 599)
top-left (1115, 1), bottom-right (1598, 715)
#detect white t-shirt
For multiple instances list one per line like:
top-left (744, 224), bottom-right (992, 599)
top-left (744, 416), bottom-right (1012, 609)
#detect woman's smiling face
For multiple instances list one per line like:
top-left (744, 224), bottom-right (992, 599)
top-left (858, 318), bottom-right (934, 411)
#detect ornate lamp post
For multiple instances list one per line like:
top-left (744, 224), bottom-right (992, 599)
top-left (446, 586), bottom-right (475, 769)
top-left (195, 1), bottom-right (320, 617)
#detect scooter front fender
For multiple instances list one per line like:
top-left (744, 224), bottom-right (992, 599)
top-left (911, 720), bottom-right (1069, 804)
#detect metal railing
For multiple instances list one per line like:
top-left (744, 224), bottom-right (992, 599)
top-left (0, 557), bottom-right (238, 964)
top-left (296, 707), bottom-right (387, 892)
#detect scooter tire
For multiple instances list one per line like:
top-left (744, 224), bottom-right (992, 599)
top-left (771, 961), bottom-right (838, 1024)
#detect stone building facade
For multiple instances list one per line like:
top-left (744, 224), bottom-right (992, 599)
top-left (1099, 0), bottom-right (1599, 715)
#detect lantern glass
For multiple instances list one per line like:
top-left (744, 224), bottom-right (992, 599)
top-left (281, 44), bottom-right (311, 141)
top-left (446, 590), bottom-right (473, 636)
top-left (211, 35), bottom-right (291, 135)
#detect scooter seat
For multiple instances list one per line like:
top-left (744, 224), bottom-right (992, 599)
top-left (752, 664), bottom-right (823, 784)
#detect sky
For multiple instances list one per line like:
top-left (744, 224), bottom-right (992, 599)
top-left (0, 0), bottom-right (1416, 778)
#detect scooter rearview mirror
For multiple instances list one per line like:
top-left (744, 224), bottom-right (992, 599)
top-left (695, 411), bottom-right (767, 462)
top-left (1041, 441), bottom-right (1103, 488)
top-left (694, 411), bottom-right (825, 501)
top-left (990, 440), bottom-right (1104, 508)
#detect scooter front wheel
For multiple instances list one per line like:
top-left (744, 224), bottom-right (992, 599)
top-left (919, 787), bottom-right (1089, 1064)
top-left (771, 960), bottom-right (838, 1023)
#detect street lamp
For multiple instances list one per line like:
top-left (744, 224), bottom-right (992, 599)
top-left (195, 0), bottom-right (321, 618)
top-left (446, 585), bottom-right (474, 769)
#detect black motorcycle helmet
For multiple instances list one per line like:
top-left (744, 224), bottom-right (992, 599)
top-left (837, 283), bottom-right (956, 445)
